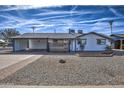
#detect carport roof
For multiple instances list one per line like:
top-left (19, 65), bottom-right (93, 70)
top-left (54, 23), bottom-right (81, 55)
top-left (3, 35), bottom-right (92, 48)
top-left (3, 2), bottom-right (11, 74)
top-left (11, 33), bottom-right (81, 39)
top-left (111, 34), bottom-right (124, 38)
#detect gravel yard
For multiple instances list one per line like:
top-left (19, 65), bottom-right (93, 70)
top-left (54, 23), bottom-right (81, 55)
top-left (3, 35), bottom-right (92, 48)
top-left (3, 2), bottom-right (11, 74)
top-left (0, 55), bottom-right (124, 86)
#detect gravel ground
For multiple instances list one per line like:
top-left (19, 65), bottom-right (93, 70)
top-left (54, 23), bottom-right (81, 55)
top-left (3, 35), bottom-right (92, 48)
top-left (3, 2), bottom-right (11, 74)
top-left (0, 55), bottom-right (124, 86)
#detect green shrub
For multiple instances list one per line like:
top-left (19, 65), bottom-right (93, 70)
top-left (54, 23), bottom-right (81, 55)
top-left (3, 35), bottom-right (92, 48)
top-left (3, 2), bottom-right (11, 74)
top-left (105, 45), bottom-right (112, 51)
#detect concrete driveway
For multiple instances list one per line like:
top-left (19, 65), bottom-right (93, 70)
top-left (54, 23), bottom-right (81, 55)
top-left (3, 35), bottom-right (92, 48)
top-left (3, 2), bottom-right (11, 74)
top-left (0, 54), bottom-right (34, 70)
top-left (0, 54), bottom-right (42, 80)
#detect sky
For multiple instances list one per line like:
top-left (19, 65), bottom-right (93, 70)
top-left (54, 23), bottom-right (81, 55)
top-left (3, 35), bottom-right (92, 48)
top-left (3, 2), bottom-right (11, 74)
top-left (0, 5), bottom-right (124, 35)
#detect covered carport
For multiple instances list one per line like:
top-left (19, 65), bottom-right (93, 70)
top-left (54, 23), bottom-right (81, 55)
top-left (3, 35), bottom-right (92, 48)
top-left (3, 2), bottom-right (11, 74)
top-left (13, 38), bottom-right (48, 52)
top-left (14, 39), bottom-right (29, 51)
top-left (111, 34), bottom-right (124, 50)
top-left (11, 33), bottom-right (81, 52)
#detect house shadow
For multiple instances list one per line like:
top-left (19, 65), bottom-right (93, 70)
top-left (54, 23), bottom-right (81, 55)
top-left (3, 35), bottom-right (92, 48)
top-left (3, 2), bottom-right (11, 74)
top-left (1, 47), bottom-right (124, 56)
top-left (0, 49), bottom-right (75, 55)
top-left (113, 50), bottom-right (124, 56)
top-left (12, 51), bottom-right (76, 55)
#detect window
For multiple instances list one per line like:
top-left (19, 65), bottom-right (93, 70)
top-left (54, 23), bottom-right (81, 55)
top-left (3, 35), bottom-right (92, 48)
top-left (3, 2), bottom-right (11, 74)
top-left (53, 39), bottom-right (58, 43)
top-left (78, 39), bottom-right (86, 45)
top-left (82, 39), bottom-right (87, 45)
top-left (77, 39), bottom-right (86, 50)
top-left (52, 39), bottom-right (67, 46)
top-left (97, 39), bottom-right (106, 45)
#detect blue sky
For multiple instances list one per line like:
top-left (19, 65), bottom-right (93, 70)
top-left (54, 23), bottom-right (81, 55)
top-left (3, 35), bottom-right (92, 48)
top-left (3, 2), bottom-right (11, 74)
top-left (0, 5), bottom-right (124, 34)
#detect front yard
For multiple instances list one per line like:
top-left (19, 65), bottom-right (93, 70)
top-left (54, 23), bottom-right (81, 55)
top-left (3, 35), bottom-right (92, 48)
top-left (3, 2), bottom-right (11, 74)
top-left (0, 54), bottom-right (124, 86)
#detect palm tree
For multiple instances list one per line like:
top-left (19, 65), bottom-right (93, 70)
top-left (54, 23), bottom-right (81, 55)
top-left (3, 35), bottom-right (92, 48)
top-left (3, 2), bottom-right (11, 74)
top-left (108, 20), bottom-right (114, 49)
top-left (109, 20), bottom-right (114, 35)
top-left (30, 26), bottom-right (36, 33)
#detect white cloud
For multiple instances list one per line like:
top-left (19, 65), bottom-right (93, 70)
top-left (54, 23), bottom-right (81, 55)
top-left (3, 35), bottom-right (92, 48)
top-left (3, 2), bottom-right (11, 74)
top-left (113, 21), bottom-right (124, 27)
top-left (34, 11), bottom-right (72, 16)
top-left (0, 6), bottom-right (124, 34)
top-left (70, 6), bottom-right (78, 16)
top-left (0, 5), bottom-right (55, 11)
top-left (34, 10), bottom-right (102, 17)
top-left (109, 7), bottom-right (123, 17)
top-left (37, 14), bottom-right (75, 21)
top-left (77, 17), bottom-right (124, 24)
top-left (0, 13), bottom-right (59, 30)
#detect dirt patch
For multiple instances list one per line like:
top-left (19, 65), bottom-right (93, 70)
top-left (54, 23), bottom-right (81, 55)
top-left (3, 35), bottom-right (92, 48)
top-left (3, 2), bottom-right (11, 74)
top-left (0, 55), bottom-right (124, 86)
top-left (77, 51), bottom-right (114, 57)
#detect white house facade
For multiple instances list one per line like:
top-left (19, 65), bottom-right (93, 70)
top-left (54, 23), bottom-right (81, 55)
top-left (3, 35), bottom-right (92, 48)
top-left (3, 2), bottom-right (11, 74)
top-left (12, 32), bottom-right (112, 52)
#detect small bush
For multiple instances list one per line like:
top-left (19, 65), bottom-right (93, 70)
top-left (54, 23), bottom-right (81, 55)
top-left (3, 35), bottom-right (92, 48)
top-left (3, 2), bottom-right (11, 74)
top-left (59, 59), bottom-right (66, 63)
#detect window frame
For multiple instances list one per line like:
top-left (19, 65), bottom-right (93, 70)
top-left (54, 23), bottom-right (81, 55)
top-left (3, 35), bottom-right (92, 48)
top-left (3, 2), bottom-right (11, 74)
top-left (81, 39), bottom-right (87, 45)
top-left (77, 39), bottom-right (87, 45)
top-left (97, 39), bottom-right (106, 45)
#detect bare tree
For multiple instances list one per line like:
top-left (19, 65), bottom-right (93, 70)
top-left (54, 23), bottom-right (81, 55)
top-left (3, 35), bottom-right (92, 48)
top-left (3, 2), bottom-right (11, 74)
top-left (0, 28), bottom-right (20, 42)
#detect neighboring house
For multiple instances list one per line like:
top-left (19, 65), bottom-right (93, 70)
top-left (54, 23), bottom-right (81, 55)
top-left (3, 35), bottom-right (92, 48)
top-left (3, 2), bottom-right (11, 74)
top-left (0, 39), bottom-right (6, 46)
top-left (111, 34), bottom-right (124, 50)
top-left (11, 32), bottom-right (112, 52)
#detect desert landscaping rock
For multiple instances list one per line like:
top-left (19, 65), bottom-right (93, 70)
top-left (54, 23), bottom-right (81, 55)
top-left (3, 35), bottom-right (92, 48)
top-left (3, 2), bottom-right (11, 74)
top-left (0, 55), bottom-right (124, 86)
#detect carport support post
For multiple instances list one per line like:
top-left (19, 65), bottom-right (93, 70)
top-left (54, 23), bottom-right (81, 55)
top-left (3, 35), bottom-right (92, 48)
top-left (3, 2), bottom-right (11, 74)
top-left (68, 39), bottom-right (70, 52)
top-left (27, 39), bottom-right (29, 49)
top-left (120, 39), bottom-right (123, 50)
top-left (75, 39), bottom-right (76, 52)
top-left (47, 38), bottom-right (49, 52)
top-left (12, 39), bottom-right (15, 52)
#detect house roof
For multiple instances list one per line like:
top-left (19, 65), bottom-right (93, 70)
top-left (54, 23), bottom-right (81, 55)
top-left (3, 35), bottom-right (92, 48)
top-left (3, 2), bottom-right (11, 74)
top-left (77, 32), bottom-right (112, 40)
top-left (111, 34), bottom-right (124, 38)
top-left (11, 33), bottom-right (81, 39)
top-left (11, 32), bottom-right (112, 40)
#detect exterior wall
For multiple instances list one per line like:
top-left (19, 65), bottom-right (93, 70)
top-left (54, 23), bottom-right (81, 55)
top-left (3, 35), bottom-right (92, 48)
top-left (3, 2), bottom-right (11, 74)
top-left (77, 34), bottom-right (111, 51)
top-left (14, 39), bottom-right (28, 51)
top-left (29, 39), bottom-right (47, 50)
top-left (70, 39), bottom-right (76, 51)
top-left (13, 33), bottom-right (111, 52)
top-left (49, 39), bottom-right (69, 52)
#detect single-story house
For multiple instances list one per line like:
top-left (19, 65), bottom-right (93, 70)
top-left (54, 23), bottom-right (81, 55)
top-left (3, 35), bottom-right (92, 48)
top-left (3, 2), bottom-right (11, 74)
top-left (11, 32), bottom-right (112, 52)
top-left (111, 34), bottom-right (124, 49)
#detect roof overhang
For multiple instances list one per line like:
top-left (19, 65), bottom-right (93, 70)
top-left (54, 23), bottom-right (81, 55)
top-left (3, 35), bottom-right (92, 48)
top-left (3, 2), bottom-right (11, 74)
top-left (77, 32), bottom-right (113, 41)
top-left (111, 34), bottom-right (124, 38)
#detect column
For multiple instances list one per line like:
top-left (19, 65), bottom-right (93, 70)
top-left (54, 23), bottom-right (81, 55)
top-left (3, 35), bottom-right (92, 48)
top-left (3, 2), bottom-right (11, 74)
top-left (27, 39), bottom-right (29, 49)
top-left (120, 39), bottom-right (123, 50)
top-left (28, 39), bottom-right (31, 49)
top-left (75, 39), bottom-right (76, 52)
top-left (68, 39), bottom-right (70, 52)
top-left (12, 39), bottom-right (15, 52)
top-left (47, 38), bottom-right (49, 52)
